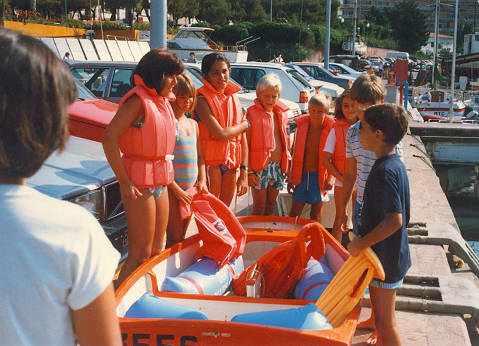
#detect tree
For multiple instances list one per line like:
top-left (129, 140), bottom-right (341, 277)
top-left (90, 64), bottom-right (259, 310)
top-left (391, 1), bottom-right (429, 54)
top-left (230, 0), bottom-right (267, 23)
top-left (168, 0), bottom-right (187, 23)
top-left (196, 0), bottom-right (230, 25)
top-left (183, 0), bottom-right (199, 24)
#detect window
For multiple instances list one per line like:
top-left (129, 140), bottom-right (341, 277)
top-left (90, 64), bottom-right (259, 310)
top-left (110, 68), bottom-right (134, 98)
top-left (230, 68), bottom-right (266, 90)
top-left (71, 67), bottom-right (109, 97)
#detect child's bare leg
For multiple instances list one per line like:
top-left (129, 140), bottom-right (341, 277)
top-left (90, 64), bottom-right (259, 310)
top-left (166, 189), bottom-right (187, 248)
top-left (151, 187), bottom-right (169, 255)
top-left (289, 200), bottom-right (305, 218)
top-left (264, 185), bottom-right (280, 215)
top-left (369, 286), bottom-right (400, 346)
top-left (219, 168), bottom-right (238, 207)
top-left (310, 201), bottom-right (324, 223)
top-left (207, 166), bottom-right (222, 198)
top-left (332, 186), bottom-right (345, 241)
top-left (251, 188), bottom-right (267, 215)
top-left (116, 189), bottom-right (156, 286)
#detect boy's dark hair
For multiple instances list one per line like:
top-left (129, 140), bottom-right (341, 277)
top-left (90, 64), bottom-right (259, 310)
top-left (201, 52), bottom-right (230, 75)
top-left (364, 103), bottom-right (408, 146)
top-left (0, 28), bottom-right (77, 179)
top-left (133, 49), bottom-right (184, 94)
top-left (350, 74), bottom-right (386, 105)
top-left (334, 89), bottom-right (351, 120)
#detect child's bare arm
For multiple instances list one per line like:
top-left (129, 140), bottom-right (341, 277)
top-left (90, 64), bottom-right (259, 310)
top-left (196, 97), bottom-right (248, 140)
top-left (323, 152), bottom-right (344, 182)
top-left (347, 212), bottom-right (403, 256)
top-left (72, 283), bottom-right (121, 346)
top-left (237, 132), bottom-right (248, 195)
top-left (194, 121), bottom-right (208, 191)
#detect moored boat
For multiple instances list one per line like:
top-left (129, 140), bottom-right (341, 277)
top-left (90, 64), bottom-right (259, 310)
top-left (116, 215), bottom-right (383, 345)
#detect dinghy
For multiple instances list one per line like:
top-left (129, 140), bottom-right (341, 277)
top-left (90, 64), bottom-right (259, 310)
top-left (116, 214), bottom-right (384, 346)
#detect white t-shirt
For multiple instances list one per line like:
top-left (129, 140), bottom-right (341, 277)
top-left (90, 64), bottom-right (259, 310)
top-left (323, 129), bottom-right (343, 187)
top-left (0, 184), bottom-right (120, 346)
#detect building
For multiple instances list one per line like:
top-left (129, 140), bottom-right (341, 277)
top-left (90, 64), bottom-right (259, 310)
top-left (339, 0), bottom-right (479, 36)
top-left (421, 32), bottom-right (453, 55)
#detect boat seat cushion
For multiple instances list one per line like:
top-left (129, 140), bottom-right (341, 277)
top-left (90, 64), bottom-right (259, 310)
top-left (125, 293), bottom-right (208, 320)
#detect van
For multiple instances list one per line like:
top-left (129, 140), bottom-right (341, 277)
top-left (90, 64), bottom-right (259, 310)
top-left (386, 51), bottom-right (409, 61)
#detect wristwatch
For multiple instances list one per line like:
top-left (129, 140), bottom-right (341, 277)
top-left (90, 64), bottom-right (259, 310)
top-left (240, 165), bottom-right (248, 171)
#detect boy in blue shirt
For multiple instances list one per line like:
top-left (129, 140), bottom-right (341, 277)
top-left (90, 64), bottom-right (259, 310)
top-left (348, 103), bottom-right (410, 346)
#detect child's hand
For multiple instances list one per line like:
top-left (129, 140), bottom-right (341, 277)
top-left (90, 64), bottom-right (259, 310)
top-left (195, 179), bottom-right (208, 192)
top-left (237, 171), bottom-right (248, 196)
top-left (347, 237), bottom-right (363, 257)
top-left (173, 188), bottom-right (193, 204)
top-left (287, 182), bottom-right (295, 194)
top-left (324, 176), bottom-right (335, 191)
top-left (120, 180), bottom-right (143, 200)
top-left (248, 173), bottom-right (259, 187)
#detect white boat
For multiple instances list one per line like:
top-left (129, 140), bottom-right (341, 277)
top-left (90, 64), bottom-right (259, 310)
top-left (167, 27), bottom-right (248, 62)
top-left (341, 35), bottom-right (367, 56)
top-left (411, 89), bottom-right (466, 118)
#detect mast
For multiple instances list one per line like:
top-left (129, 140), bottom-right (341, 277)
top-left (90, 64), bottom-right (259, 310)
top-left (449, 0), bottom-right (459, 122)
top-left (432, 0), bottom-right (439, 89)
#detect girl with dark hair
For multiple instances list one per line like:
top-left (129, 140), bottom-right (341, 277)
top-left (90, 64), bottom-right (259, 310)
top-left (103, 49), bottom-right (184, 285)
top-left (195, 53), bottom-right (249, 206)
top-left (0, 28), bottom-right (121, 345)
top-left (323, 90), bottom-right (358, 241)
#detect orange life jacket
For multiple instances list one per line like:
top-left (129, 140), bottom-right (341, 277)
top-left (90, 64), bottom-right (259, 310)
top-left (179, 187), bottom-right (246, 268)
top-left (332, 118), bottom-right (352, 175)
top-left (118, 75), bottom-right (176, 189)
top-left (289, 114), bottom-right (334, 190)
top-left (246, 99), bottom-right (291, 172)
top-left (197, 78), bottom-right (243, 168)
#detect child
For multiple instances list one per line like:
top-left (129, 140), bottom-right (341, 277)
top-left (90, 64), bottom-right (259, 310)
top-left (246, 74), bottom-right (290, 215)
top-left (166, 73), bottom-right (208, 247)
top-left (348, 104), bottom-right (410, 346)
top-left (103, 49), bottom-right (183, 286)
top-left (0, 28), bottom-right (121, 345)
top-left (195, 53), bottom-right (249, 206)
top-left (323, 89), bottom-right (358, 241)
top-left (288, 94), bottom-right (335, 222)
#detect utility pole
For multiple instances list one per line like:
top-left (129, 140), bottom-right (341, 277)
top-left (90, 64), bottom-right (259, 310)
top-left (150, 0), bottom-right (167, 49)
top-left (270, 0), bottom-right (273, 21)
top-left (352, 0), bottom-right (358, 56)
top-left (324, 0), bottom-right (331, 69)
top-left (432, 0), bottom-right (439, 89)
top-left (298, 0), bottom-right (304, 48)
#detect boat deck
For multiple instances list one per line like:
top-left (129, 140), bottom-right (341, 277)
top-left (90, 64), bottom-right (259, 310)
top-left (223, 122), bottom-right (479, 345)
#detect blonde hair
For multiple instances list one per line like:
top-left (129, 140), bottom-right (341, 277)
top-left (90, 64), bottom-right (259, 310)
top-left (173, 72), bottom-right (196, 111)
top-left (309, 93), bottom-right (330, 111)
top-left (256, 73), bottom-right (282, 96)
top-left (350, 74), bottom-right (386, 105)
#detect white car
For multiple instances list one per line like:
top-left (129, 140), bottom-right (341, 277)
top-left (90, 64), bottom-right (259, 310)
top-left (184, 63), bottom-right (302, 119)
top-left (229, 62), bottom-right (316, 113)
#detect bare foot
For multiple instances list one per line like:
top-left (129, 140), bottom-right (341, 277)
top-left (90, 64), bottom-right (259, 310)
top-left (365, 331), bottom-right (377, 345)
top-left (357, 316), bottom-right (375, 330)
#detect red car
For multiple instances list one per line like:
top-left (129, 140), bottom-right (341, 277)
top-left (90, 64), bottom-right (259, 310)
top-left (68, 80), bottom-right (118, 142)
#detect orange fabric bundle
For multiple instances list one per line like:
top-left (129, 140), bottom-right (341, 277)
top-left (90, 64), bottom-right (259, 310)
top-left (233, 223), bottom-right (326, 298)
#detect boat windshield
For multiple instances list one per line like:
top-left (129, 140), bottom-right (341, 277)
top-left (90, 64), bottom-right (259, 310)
top-left (175, 30), bottom-right (209, 41)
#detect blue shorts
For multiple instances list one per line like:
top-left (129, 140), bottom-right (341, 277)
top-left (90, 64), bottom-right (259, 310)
top-left (370, 278), bottom-right (403, 290)
top-left (292, 171), bottom-right (327, 205)
top-left (352, 201), bottom-right (362, 235)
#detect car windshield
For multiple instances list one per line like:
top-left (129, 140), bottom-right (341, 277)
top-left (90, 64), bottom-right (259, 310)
top-left (74, 78), bottom-right (97, 99)
top-left (334, 64), bottom-right (357, 74)
top-left (286, 69), bottom-right (312, 89)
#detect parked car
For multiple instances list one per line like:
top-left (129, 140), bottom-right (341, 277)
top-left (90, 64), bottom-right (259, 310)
top-left (328, 62), bottom-right (363, 79)
top-left (230, 62), bottom-right (316, 113)
top-left (69, 61), bottom-right (302, 118)
top-left (27, 134), bottom-right (128, 260)
top-left (369, 59), bottom-right (384, 76)
top-left (294, 62), bottom-right (354, 90)
top-left (284, 62), bottom-right (344, 101)
top-left (329, 55), bottom-right (360, 71)
top-left (358, 59), bottom-right (372, 72)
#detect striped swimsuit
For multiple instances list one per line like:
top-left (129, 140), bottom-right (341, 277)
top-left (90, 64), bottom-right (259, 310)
top-left (173, 122), bottom-right (198, 190)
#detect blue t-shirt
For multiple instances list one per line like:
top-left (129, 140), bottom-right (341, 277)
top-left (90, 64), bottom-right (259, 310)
top-left (358, 154), bottom-right (411, 283)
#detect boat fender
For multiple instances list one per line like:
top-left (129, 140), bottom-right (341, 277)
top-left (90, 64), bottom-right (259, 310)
top-left (294, 257), bottom-right (334, 300)
top-left (231, 302), bottom-right (332, 330)
top-left (125, 293), bottom-right (208, 320)
top-left (162, 256), bottom-right (244, 295)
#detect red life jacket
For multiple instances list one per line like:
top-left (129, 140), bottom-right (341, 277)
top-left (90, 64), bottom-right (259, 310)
top-left (179, 187), bottom-right (246, 268)
top-left (197, 79), bottom-right (243, 168)
top-left (289, 114), bottom-right (334, 190)
top-left (332, 118), bottom-right (352, 175)
top-left (118, 75), bottom-right (176, 189)
top-left (246, 99), bottom-right (291, 172)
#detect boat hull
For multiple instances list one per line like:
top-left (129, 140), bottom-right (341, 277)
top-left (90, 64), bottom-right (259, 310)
top-left (116, 216), bottom-right (357, 346)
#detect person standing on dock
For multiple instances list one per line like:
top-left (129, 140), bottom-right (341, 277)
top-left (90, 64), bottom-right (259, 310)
top-left (195, 53), bottom-right (249, 206)
top-left (348, 104), bottom-right (411, 346)
top-left (246, 73), bottom-right (290, 215)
